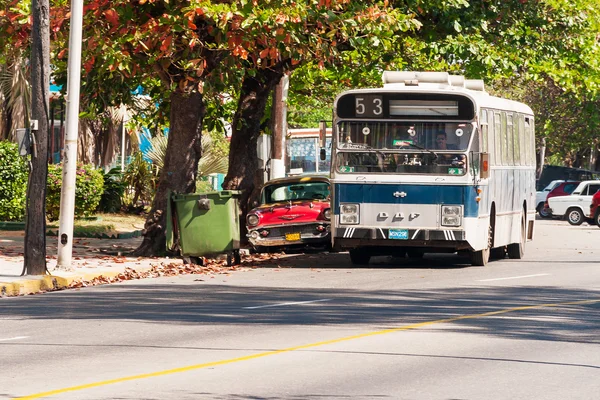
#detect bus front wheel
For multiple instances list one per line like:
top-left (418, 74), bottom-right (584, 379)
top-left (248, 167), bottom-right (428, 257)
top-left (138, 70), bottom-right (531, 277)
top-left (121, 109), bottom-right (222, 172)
top-left (349, 248), bottom-right (371, 266)
top-left (470, 225), bottom-right (491, 266)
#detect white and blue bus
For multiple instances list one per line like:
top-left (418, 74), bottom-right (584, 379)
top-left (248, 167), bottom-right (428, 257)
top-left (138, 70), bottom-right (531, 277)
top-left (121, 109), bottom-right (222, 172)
top-left (319, 71), bottom-right (536, 266)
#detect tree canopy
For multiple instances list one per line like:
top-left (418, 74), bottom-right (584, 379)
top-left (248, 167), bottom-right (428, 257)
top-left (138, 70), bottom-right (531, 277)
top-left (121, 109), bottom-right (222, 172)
top-left (2, 0), bottom-right (600, 257)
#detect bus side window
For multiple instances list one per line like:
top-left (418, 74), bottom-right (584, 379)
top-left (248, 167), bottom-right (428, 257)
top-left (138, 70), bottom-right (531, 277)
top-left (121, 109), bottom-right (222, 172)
top-left (506, 113), bottom-right (514, 165)
top-left (494, 112), bottom-right (502, 166)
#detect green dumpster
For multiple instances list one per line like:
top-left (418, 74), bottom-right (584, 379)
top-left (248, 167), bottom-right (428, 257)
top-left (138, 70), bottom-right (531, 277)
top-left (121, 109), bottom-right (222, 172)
top-left (167, 190), bottom-right (242, 266)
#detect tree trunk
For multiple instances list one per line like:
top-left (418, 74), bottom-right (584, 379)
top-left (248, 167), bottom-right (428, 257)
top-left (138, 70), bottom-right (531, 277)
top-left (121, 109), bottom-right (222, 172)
top-left (23, 0), bottom-right (50, 275)
top-left (223, 68), bottom-right (284, 242)
top-left (1, 96), bottom-right (13, 141)
top-left (132, 90), bottom-right (204, 256)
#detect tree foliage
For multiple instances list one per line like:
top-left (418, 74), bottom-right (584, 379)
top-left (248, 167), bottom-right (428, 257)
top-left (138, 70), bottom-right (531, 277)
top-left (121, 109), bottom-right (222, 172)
top-left (0, 140), bottom-right (27, 221)
top-left (3, 0), bottom-right (600, 257)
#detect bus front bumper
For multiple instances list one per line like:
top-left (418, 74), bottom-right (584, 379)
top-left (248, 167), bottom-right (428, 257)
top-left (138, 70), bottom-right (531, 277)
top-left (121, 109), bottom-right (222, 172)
top-left (334, 226), bottom-right (468, 249)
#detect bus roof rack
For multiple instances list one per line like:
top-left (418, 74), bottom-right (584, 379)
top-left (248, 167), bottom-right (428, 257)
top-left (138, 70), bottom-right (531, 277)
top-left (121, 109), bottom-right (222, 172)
top-left (381, 71), bottom-right (486, 92)
top-left (465, 79), bottom-right (485, 91)
top-left (382, 71), bottom-right (449, 85)
top-left (448, 75), bottom-right (465, 87)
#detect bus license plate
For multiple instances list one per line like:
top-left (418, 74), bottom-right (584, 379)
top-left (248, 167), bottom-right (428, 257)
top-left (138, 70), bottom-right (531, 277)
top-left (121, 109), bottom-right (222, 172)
top-left (285, 232), bottom-right (301, 241)
top-left (389, 229), bottom-right (409, 240)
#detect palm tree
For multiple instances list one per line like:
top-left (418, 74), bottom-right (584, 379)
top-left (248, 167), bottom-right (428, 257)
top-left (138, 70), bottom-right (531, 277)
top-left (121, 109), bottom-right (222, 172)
top-left (146, 131), bottom-right (229, 180)
top-left (0, 56), bottom-right (30, 141)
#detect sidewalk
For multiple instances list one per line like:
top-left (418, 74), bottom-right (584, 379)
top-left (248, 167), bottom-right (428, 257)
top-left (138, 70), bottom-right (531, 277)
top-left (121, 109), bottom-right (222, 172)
top-left (0, 230), bottom-right (184, 297)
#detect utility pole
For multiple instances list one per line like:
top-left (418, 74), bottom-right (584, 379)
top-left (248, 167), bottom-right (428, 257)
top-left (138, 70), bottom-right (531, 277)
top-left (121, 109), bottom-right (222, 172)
top-left (270, 73), bottom-right (289, 179)
top-left (23, 0), bottom-right (50, 275)
top-left (120, 105), bottom-right (127, 172)
top-left (56, 0), bottom-right (84, 270)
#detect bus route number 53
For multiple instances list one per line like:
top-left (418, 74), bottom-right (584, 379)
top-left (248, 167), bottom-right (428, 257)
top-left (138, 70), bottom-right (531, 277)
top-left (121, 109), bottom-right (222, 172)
top-left (355, 95), bottom-right (383, 118)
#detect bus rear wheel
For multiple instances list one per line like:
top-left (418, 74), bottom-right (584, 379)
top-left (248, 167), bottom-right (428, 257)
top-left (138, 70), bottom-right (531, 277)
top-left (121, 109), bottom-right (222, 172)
top-left (470, 225), bottom-right (491, 266)
top-left (507, 211), bottom-right (526, 259)
top-left (490, 247), bottom-right (506, 260)
top-left (349, 248), bottom-right (371, 265)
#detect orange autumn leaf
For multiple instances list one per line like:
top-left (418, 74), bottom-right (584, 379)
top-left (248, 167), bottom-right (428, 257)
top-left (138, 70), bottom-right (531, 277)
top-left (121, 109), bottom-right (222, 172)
top-left (104, 9), bottom-right (119, 27)
top-left (160, 35), bottom-right (172, 52)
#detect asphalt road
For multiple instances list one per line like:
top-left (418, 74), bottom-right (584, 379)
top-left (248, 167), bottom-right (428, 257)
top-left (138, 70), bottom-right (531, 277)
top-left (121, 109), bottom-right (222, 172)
top-left (1, 218), bottom-right (599, 400)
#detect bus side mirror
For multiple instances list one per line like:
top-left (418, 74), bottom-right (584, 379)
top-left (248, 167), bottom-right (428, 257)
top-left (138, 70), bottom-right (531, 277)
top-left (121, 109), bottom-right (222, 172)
top-left (319, 120), bottom-right (327, 148)
top-left (480, 153), bottom-right (489, 179)
top-left (320, 148), bottom-right (326, 161)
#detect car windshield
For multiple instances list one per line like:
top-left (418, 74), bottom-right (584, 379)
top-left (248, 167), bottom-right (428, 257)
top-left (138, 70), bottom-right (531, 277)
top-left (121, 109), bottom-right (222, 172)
top-left (262, 181), bottom-right (330, 204)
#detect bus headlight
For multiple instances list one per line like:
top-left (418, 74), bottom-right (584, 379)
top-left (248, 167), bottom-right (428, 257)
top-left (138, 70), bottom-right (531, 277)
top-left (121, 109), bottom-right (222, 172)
top-left (441, 205), bottom-right (462, 227)
top-left (323, 209), bottom-right (331, 220)
top-left (340, 203), bottom-right (359, 224)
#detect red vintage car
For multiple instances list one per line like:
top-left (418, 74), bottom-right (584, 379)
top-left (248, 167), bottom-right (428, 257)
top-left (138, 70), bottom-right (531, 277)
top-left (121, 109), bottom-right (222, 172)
top-left (589, 189), bottom-right (600, 227)
top-left (246, 175), bottom-right (331, 252)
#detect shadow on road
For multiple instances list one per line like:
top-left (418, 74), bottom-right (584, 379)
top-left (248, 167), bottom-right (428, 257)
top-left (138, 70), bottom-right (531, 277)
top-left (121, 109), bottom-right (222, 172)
top-left (246, 250), bottom-right (472, 270)
top-left (2, 281), bottom-right (598, 345)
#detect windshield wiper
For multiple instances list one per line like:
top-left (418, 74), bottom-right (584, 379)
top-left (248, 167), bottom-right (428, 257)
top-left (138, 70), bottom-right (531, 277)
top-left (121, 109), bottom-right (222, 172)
top-left (399, 141), bottom-right (438, 161)
top-left (345, 143), bottom-right (388, 160)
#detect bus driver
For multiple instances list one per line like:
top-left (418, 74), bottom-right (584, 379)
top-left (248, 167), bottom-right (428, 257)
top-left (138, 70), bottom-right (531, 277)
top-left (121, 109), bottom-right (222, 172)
top-left (434, 131), bottom-right (465, 166)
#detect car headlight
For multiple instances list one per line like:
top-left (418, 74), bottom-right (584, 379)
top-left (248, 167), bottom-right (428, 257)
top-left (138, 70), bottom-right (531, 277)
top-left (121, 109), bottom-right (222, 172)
top-left (441, 205), bottom-right (462, 227)
top-left (340, 203), bottom-right (359, 225)
top-left (247, 213), bottom-right (260, 226)
top-left (323, 209), bottom-right (331, 220)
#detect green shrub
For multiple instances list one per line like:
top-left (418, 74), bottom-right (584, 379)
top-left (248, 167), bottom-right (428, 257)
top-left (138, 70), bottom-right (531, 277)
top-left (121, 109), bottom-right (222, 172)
top-left (196, 177), bottom-right (214, 193)
top-left (123, 151), bottom-right (156, 208)
top-left (97, 167), bottom-right (125, 213)
top-left (47, 163), bottom-right (105, 221)
top-left (0, 141), bottom-right (28, 221)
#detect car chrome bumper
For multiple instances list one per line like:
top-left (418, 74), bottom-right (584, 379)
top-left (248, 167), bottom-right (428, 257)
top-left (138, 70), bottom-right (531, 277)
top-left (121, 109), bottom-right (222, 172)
top-left (248, 233), bottom-right (330, 248)
top-left (247, 223), bottom-right (330, 248)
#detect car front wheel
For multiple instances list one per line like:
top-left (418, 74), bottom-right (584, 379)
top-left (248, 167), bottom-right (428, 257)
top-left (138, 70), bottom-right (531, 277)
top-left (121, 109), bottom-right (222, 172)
top-left (538, 206), bottom-right (551, 218)
top-left (566, 208), bottom-right (584, 226)
top-left (595, 211), bottom-right (600, 228)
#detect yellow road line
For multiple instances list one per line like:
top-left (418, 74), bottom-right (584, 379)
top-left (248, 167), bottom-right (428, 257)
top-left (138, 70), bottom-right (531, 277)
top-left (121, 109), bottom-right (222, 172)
top-left (17, 298), bottom-right (600, 399)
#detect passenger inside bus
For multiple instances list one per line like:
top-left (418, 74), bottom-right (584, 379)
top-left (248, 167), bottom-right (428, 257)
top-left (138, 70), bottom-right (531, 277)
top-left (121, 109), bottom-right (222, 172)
top-left (434, 131), bottom-right (458, 150)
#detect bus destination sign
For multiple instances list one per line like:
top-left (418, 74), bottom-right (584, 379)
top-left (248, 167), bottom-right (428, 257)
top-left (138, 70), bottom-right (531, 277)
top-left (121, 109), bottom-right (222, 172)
top-left (336, 93), bottom-right (474, 120)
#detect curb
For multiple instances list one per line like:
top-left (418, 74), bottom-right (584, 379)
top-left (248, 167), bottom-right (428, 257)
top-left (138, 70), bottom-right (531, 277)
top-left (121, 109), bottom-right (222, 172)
top-left (0, 267), bottom-right (152, 297)
top-left (0, 275), bottom-right (70, 296)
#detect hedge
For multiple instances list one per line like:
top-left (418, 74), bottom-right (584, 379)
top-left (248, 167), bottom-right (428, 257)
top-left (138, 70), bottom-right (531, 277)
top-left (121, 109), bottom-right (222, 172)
top-left (0, 141), bottom-right (28, 221)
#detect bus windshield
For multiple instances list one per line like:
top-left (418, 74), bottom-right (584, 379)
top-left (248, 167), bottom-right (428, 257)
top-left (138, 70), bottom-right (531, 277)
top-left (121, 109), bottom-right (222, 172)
top-left (335, 121), bottom-right (474, 175)
top-left (337, 121), bottom-right (473, 151)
